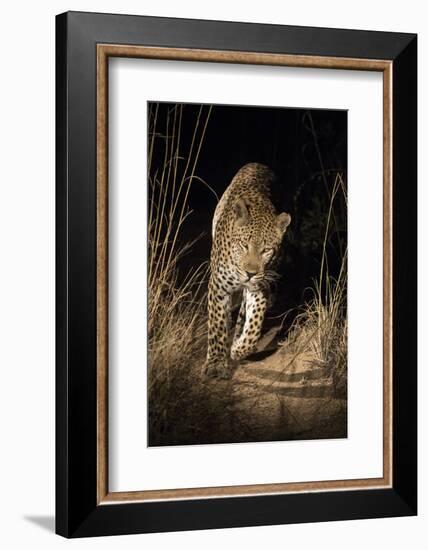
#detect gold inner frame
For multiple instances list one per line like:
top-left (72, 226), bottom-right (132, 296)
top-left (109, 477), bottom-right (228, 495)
top-left (96, 44), bottom-right (393, 505)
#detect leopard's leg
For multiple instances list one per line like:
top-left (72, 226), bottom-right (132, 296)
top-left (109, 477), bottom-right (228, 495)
top-left (233, 288), bottom-right (247, 343)
top-left (202, 275), bottom-right (232, 379)
top-left (230, 288), bottom-right (267, 361)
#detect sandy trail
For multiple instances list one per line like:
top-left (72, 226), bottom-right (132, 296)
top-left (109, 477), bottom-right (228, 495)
top-left (150, 326), bottom-right (347, 446)
top-left (211, 327), bottom-right (347, 443)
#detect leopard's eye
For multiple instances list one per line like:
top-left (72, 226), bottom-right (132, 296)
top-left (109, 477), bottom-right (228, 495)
top-left (262, 247), bottom-right (273, 256)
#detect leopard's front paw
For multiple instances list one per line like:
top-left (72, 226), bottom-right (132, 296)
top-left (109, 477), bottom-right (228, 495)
top-left (201, 359), bottom-right (232, 380)
top-left (231, 340), bottom-right (256, 362)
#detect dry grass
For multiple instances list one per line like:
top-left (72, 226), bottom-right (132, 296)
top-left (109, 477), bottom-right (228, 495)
top-left (147, 103), bottom-right (214, 445)
top-left (281, 173), bottom-right (348, 398)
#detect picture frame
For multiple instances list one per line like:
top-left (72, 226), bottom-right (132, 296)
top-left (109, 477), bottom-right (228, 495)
top-left (56, 11), bottom-right (417, 537)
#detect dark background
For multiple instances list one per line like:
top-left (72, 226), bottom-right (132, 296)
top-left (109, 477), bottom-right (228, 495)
top-left (149, 102), bottom-right (347, 330)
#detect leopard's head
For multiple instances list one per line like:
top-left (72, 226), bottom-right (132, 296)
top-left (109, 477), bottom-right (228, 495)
top-left (229, 197), bottom-right (291, 288)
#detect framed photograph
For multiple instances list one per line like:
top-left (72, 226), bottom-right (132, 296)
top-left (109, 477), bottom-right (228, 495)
top-left (56, 11), bottom-right (417, 537)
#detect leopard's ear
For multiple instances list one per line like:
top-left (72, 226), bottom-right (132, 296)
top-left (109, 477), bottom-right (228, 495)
top-left (276, 212), bottom-right (291, 235)
top-left (234, 198), bottom-right (249, 227)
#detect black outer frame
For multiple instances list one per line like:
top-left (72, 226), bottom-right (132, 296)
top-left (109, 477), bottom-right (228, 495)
top-left (56, 11), bottom-right (417, 538)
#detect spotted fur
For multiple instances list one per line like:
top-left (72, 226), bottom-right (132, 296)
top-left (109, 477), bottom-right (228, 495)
top-left (202, 163), bottom-right (291, 379)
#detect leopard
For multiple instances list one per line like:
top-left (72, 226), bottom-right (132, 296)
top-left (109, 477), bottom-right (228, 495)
top-left (202, 162), bottom-right (291, 379)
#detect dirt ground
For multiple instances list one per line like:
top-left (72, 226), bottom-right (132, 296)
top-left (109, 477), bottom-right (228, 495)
top-left (204, 331), bottom-right (347, 445)
top-left (151, 326), bottom-right (347, 447)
